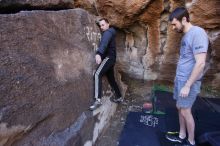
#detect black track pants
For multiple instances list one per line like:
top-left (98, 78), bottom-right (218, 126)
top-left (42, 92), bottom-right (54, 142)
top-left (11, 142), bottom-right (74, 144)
top-left (94, 57), bottom-right (122, 99)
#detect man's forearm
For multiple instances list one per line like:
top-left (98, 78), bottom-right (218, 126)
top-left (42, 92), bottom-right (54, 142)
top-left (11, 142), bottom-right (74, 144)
top-left (185, 62), bottom-right (205, 87)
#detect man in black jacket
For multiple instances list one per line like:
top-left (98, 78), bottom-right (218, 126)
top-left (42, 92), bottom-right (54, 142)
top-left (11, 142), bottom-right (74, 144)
top-left (89, 18), bottom-right (123, 111)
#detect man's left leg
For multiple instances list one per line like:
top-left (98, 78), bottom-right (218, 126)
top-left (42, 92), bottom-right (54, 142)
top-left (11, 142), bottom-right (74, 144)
top-left (177, 81), bottom-right (201, 146)
top-left (181, 108), bottom-right (195, 145)
top-left (106, 65), bottom-right (123, 103)
top-left (178, 107), bottom-right (187, 139)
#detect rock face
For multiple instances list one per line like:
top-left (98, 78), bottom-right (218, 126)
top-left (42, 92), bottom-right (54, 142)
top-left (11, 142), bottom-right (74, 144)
top-left (0, 0), bottom-right (74, 6)
top-left (0, 0), bottom-right (220, 146)
top-left (2, 0), bottom-right (220, 91)
top-left (95, 0), bottom-right (164, 80)
top-left (0, 8), bottom-right (127, 146)
top-left (188, 0), bottom-right (220, 91)
top-left (161, 0), bottom-right (220, 91)
top-left (0, 0), bottom-right (74, 13)
top-left (77, 0), bottom-right (220, 90)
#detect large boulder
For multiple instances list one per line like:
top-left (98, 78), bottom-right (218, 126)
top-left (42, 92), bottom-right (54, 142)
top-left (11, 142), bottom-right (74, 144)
top-left (0, 8), bottom-right (126, 146)
top-left (0, 0), bottom-right (74, 13)
top-left (2, 0), bottom-right (220, 92)
top-left (0, 0), bottom-right (74, 8)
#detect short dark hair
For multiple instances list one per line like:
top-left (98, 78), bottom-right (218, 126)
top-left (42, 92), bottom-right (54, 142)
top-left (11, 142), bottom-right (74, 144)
top-left (99, 18), bottom-right (109, 24)
top-left (169, 7), bottom-right (190, 22)
top-left (95, 18), bottom-right (109, 27)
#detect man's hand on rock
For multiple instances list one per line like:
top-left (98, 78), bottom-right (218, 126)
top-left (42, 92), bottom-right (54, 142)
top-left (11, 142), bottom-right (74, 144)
top-left (95, 54), bottom-right (102, 64)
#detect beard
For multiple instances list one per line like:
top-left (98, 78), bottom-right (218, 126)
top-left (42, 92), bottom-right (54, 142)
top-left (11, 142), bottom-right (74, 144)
top-left (176, 24), bottom-right (184, 33)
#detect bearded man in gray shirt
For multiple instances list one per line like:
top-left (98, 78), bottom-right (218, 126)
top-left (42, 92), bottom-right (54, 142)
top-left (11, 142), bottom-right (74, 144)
top-left (165, 7), bottom-right (209, 146)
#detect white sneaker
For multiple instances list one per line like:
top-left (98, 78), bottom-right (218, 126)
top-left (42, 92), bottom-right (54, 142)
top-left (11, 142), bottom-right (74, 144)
top-left (111, 97), bottom-right (123, 103)
top-left (89, 99), bottom-right (102, 111)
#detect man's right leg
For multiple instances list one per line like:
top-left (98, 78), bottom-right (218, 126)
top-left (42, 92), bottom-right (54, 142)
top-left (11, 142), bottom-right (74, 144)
top-left (166, 80), bottom-right (186, 143)
top-left (166, 109), bottom-right (187, 143)
top-left (90, 57), bottom-right (111, 110)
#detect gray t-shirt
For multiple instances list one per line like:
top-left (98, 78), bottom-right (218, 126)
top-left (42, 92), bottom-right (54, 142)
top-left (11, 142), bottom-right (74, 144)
top-left (176, 26), bottom-right (209, 81)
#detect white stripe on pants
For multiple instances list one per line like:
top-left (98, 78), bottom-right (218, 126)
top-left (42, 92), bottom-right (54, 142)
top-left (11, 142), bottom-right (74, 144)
top-left (95, 57), bottom-right (109, 99)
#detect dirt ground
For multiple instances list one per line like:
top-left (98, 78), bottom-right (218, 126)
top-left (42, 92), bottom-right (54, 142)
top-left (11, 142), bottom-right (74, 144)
top-left (95, 76), bottom-right (219, 146)
top-left (96, 79), bottom-right (154, 146)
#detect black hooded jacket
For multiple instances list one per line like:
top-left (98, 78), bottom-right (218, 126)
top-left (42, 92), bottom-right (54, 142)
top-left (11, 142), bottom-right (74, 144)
top-left (96, 27), bottom-right (117, 60)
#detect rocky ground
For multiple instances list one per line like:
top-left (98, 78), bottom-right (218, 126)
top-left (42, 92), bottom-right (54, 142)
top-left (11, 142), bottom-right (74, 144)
top-left (95, 77), bottom-right (220, 146)
top-left (96, 79), bottom-right (154, 146)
